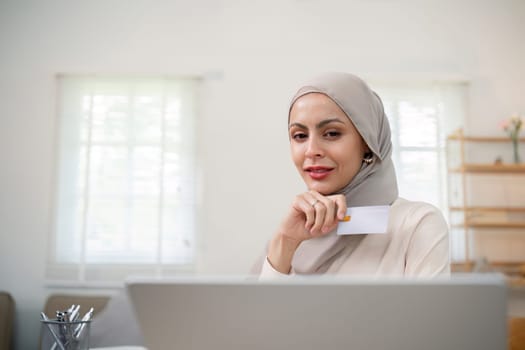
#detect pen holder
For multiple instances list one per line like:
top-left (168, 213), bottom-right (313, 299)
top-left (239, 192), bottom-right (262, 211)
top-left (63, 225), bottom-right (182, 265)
top-left (40, 319), bottom-right (91, 350)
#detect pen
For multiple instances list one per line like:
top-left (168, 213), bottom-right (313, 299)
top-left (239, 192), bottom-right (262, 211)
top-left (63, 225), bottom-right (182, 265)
top-left (73, 307), bottom-right (94, 340)
top-left (40, 312), bottom-right (66, 350)
top-left (68, 304), bottom-right (80, 323)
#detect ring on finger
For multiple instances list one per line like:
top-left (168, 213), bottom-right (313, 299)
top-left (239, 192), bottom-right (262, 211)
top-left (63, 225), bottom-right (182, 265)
top-left (311, 199), bottom-right (319, 207)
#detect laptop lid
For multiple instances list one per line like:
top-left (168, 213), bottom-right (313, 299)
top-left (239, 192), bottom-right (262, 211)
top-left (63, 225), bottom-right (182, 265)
top-left (126, 274), bottom-right (507, 350)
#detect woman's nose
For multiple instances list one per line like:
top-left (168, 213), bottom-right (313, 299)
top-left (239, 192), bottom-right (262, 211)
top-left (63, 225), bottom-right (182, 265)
top-left (305, 137), bottom-right (323, 158)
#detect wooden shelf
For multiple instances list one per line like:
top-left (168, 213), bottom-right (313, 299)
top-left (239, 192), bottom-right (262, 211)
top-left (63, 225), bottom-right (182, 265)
top-left (464, 221), bottom-right (525, 229)
top-left (449, 206), bottom-right (525, 228)
top-left (452, 261), bottom-right (525, 275)
top-left (447, 132), bottom-right (525, 143)
top-left (451, 222), bottom-right (525, 229)
top-left (447, 129), bottom-right (525, 276)
top-left (449, 163), bottom-right (525, 173)
top-left (449, 206), bottom-right (525, 213)
top-left (508, 277), bottom-right (525, 288)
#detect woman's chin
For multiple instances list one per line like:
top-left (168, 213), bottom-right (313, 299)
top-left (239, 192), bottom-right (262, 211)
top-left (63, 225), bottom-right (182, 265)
top-left (306, 182), bottom-right (337, 196)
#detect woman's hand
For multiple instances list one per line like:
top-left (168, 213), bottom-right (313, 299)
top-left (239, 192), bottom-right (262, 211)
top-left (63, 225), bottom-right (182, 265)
top-left (267, 191), bottom-right (347, 273)
top-left (282, 190), bottom-right (347, 242)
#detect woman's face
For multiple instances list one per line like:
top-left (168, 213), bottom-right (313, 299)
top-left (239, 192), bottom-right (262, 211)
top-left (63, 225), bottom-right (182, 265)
top-left (288, 93), bottom-right (367, 195)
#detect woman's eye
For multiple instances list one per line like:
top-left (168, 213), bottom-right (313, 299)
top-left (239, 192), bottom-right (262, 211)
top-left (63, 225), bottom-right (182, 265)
top-left (292, 133), bottom-right (307, 140)
top-left (325, 131), bottom-right (341, 138)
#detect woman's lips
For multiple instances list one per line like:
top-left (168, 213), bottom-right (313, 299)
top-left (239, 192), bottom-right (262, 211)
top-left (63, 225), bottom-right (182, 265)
top-left (305, 166), bottom-right (333, 180)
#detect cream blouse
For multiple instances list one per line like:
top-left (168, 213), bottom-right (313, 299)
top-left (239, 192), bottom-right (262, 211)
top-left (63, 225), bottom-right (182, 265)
top-left (260, 198), bottom-right (450, 278)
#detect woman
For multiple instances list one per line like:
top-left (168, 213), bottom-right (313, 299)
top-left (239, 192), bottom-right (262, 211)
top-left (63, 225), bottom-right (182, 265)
top-left (254, 72), bottom-right (449, 278)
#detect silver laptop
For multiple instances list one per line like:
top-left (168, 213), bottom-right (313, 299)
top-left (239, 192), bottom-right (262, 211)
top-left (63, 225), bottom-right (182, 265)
top-left (126, 274), bottom-right (507, 350)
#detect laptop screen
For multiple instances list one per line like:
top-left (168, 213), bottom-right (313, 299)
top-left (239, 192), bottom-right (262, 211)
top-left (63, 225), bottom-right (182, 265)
top-left (127, 274), bottom-right (507, 350)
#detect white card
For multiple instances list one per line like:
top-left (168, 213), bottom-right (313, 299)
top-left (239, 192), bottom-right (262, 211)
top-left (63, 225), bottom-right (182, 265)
top-left (336, 205), bottom-right (390, 235)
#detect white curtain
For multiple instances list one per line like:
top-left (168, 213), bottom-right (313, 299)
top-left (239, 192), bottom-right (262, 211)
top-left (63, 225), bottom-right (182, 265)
top-left (373, 81), bottom-right (468, 261)
top-left (48, 76), bottom-right (200, 285)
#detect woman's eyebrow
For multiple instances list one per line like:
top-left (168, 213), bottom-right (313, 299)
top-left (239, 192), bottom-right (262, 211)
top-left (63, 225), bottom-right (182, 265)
top-left (288, 122), bottom-right (307, 130)
top-left (316, 118), bottom-right (346, 129)
top-left (289, 118), bottom-right (346, 130)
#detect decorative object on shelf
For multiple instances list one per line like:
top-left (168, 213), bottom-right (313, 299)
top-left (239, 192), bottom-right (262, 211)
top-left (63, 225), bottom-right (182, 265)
top-left (494, 156), bottom-right (503, 165)
top-left (499, 114), bottom-right (524, 164)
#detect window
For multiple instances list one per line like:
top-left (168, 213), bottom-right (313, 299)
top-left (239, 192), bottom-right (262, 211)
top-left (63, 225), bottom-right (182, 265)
top-left (372, 82), bottom-right (467, 261)
top-left (48, 76), bottom-right (200, 285)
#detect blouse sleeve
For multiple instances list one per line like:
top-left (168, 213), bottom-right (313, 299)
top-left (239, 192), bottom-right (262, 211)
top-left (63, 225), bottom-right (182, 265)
top-left (405, 204), bottom-right (450, 277)
top-left (258, 256), bottom-right (290, 280)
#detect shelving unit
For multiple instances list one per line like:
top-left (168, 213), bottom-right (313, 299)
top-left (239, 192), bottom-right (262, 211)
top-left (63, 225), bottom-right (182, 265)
top-left (446, 129), bottom-right (525, 282)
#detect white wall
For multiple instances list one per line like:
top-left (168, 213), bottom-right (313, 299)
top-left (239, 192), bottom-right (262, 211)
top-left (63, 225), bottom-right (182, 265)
top-left (1, 0), bottom-right (524, 348)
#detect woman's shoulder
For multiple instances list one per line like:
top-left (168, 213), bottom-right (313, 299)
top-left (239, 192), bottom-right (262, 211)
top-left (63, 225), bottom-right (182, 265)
top-left (391, 197), bottom-right (444, 217)
top-left (389, 197), bottom-right (448, 233)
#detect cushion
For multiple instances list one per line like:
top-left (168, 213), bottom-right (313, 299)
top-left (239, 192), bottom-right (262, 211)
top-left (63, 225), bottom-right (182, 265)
top-left (0, 291), bottom-right (15, 350)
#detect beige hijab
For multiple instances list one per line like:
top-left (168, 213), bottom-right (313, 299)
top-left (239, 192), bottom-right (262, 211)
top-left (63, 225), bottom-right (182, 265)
top-left (253, 72), bottom-right (398, 274)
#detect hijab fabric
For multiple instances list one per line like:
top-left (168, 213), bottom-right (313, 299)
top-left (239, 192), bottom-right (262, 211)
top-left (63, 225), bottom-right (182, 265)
top-left (287, 72), bottom-right (399, 274)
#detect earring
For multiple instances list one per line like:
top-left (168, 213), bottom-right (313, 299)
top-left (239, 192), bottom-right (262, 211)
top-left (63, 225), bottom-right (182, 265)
top-left (363, 152), bottom-right (374, 165)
